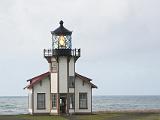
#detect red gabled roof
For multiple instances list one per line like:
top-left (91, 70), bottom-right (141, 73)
top-left (75, 73), bottom-right (97, 88)
top-left (75, 73), bottom-right (92, 81)
top-left (25, 72), bottom-right (50, 89)
top-left (25, 72), bottom-right (97, 89)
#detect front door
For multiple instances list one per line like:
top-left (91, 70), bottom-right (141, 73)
top-left (60, 96), bottom-right (66, 113)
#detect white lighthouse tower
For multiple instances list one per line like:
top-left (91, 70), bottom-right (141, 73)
top-left (44, 20), bottom-right (80, 114)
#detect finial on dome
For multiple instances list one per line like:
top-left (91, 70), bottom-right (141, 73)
top-left (59, 20), bottom-right (63, 27)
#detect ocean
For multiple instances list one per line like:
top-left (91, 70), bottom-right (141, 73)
top-left (0, 96), bottom-right (160, 115)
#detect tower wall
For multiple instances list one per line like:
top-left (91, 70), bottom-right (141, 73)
top-left (50, 56), bottom-right (75, 94)
top-left (69, 57), bottom-right (75, 93)
top-left (51, 73), bottom-right (58, 93)
top-left (50, 58), bottom-right (58, 93)
top-left (59, 56), bottom-right (68, 93)
top-left (69, 57), bottom-right (75, 76)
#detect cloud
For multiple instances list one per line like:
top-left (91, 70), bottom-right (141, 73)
top-left (0, 0), bottom-right (160, 95)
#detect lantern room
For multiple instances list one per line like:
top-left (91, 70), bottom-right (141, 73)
top-left (51, 20), bottom-right (72, 49)
top-left (44, 21), bottom-right (81, 62)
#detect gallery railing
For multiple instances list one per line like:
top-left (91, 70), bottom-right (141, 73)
top-left (44, 48), bottom-right (81, 58)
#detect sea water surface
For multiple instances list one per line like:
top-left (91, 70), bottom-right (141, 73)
top-left (0, 96), bottom-right (160, 115)
top-left (0, 96), bottom-right (27, 115)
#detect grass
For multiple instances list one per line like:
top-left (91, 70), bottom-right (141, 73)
top-left (0, 112), bottom-right (160, 120)
top-left (0, 115), bottom-right (66, 120)
top-left (74, 113), bottom-right (160, 120)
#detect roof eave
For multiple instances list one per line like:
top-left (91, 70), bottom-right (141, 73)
top-left (92, 85), bottom-right (98, 89)
top-left (91, 83), bottom-right (98, 89)
top-left (75, 73), bottom-right (92, 81)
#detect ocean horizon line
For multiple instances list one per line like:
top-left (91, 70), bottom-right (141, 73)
top-left (0, 95), bottom-right (160, 97)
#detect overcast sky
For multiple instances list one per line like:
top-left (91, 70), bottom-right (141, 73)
top-left (0, 0), bottom-right (160, 96)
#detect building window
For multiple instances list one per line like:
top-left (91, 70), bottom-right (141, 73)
top-left (52, 94), bottom-right (57, 109)
top-left (82, 81), bottom-right (85, 86)
top-left (68, 76), bottom-right (75, 88)
top-left (69, 94), bottom-right (75, 109)
top-left (37, 93), bottom-right (45, 109)
top-left (79, 93), bottom-right (87, 109)
top-left (40, 81), bottom-right (42, 86)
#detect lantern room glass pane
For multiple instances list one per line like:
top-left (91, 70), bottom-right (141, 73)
top-left (52, 35), bottom-right (59, 49)
top-left (66, 35), bottom-right (72, 49)
top-left (52, 35), bottom-right (72, 49)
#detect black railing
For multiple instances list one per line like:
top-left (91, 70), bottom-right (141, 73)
top-left (44, 48), bottom-right (81, 58)
top-left (71, 49), bottom-right (81, 57)
top-left (44, 49), bottom-right (52, 57)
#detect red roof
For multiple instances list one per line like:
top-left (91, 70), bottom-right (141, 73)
top-left (25, 72), bottom-right (97, 89)
top-left (75, 73), bottom-right (97, 88)
top-left (75, 73), bottom-right (92, 81)
top-left (25, 72), bottom-right (50, 89)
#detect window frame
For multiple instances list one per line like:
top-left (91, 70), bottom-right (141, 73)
top-left (51, 93), bottom-right (57, 109)
top-left (37, 93), bottom-right (46, 110)
top-left (51, 61), bottom-right (58, 73)
top-left (79, 93), bottom-right (88, 109)
top-left (69, 93), bottom-right (75, 109)
top-left (68, 76), bottom-right (75, 88)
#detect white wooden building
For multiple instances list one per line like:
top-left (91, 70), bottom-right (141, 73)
top-left (25, 21), bottom-right (97, 115)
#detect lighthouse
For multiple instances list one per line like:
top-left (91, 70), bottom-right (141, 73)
top-left (44, 20), bottom-right (80, 114)
top-left (25, 21), bottom-right (97, 115)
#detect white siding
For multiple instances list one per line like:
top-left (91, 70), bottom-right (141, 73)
top-left (51, 109), bottom-right (58, 114)
top-left (59, 57), bottom-right (67, 93)
top-left (51, 73), bottom-right (57, 93)
top-left (69, 57), bottom-right (75, 93)
top-left (33, 77), bottom-right (50, 113)
top-left (69, 88), bottom-right (74, 93)
top-left (69, 109), bottom-right (74, 113)
top-left (69, 58), bottom-right (75, 76)
top-left (28, 89), bottom-right (32, 114)
top-left (75, 77), bottom-right (92, 113)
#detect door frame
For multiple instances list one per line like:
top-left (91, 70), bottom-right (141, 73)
top-left (59, 94), bottom-right (67, 114)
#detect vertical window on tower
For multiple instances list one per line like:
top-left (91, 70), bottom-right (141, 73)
top-left (52, 94), bottom-right (57, 109)
top-left (69, 94), bottom-right (75, 109)
top-left (37, 93), bottom-right (45, 109)
top-left (68, 76), bottom-right (75, 88)
top-left (51, 61), bottom-right (57, 73)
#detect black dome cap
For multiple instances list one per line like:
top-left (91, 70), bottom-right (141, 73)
top-left (51, 20), bottom-right (72, 36)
